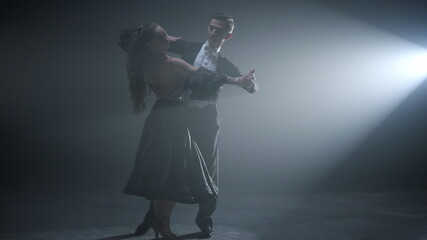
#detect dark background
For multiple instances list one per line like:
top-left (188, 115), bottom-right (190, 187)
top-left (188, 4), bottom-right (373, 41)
top-left (2, 0), bottom-right (427, 196)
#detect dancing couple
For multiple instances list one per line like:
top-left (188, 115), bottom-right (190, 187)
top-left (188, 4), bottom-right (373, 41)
top-left (120, 12), bottom-right (258, 239)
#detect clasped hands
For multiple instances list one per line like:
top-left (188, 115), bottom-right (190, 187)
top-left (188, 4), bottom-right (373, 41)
top-left (237, 69), bottom-right (258, 94)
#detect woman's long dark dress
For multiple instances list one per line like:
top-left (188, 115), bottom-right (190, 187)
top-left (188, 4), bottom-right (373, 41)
top-left (123, 67), bottom-right (225, 203)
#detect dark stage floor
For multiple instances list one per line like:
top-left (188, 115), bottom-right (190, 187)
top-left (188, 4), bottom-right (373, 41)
top-left (1, 190), bottom-right (427, 240)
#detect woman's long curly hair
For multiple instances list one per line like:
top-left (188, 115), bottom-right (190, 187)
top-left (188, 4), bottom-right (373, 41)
top-left (126, 22), bottom-right (159, 113)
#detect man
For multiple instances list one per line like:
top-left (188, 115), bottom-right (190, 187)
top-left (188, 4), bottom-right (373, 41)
top-left (134, 12), bottom-right (258, 238)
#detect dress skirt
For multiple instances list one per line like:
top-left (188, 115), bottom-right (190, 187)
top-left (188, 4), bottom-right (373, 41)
top-left (123, 99), bottom-right (218, 203)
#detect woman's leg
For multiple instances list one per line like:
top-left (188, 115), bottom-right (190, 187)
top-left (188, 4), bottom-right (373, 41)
top-left (153, 200), bottom-right (177, 239)
top-left (162, 200), bottom-right (176, 226)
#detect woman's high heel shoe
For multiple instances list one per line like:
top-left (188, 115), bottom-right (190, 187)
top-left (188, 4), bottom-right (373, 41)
top-left (134, 220), bottom-right (152, 236)
top-left (153, 222), bottom-right (177, 240)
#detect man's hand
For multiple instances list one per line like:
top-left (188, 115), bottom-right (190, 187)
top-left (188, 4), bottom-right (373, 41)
top-left (166, 34), bottom-right (181, 42)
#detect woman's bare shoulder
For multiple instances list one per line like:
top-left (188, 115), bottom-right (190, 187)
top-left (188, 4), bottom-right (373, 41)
top-left (169, 56), bottom-right (198, 76)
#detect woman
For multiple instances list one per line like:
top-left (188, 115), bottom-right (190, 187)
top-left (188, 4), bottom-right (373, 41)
top-left (121, 23), bottom-right (256, 239)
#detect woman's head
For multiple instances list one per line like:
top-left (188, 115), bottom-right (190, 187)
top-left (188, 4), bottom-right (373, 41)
top-left (128, 23), bottom-right (170, 55)
top-left (146, 24), bottom-right (170, 52)
top-left (126, 22), bottom-right (170, 113)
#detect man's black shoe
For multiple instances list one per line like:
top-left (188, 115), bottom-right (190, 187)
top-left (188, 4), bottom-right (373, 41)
top-left (199, 226), bottom-right (213, 238)
top-left (196, 217), bottom-right (213, 238)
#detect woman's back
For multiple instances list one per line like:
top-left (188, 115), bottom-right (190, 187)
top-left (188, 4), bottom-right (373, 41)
top-left (147, 56), bottom-right (184, 100)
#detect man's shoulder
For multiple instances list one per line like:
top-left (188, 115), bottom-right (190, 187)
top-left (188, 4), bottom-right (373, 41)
top-left (218, 52), bottom-right (236, 66)
top-left (217, 52), bottom-right (241, 76)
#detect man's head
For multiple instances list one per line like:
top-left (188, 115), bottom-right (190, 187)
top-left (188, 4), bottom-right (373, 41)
top-left (207, 12), bottom-right (234, 49)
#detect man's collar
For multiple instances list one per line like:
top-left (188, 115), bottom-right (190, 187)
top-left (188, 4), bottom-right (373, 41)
top-left (204, 41), bottom-right (221, 56)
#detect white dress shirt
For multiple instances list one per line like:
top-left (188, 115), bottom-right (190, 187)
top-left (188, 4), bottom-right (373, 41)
top-left (187, 41), bottom-right (221, 108)
top-left (193, 41), bottom-right (220, 71)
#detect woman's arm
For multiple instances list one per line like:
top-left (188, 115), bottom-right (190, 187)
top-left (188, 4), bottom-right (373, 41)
top-left (170, 57), bottom-right (246, 85)
top-left (170, 57), bottom-right (198, 77)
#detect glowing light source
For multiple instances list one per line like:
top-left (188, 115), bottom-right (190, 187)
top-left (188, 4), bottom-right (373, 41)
top-left (405, 52), bottom-right (427, 78)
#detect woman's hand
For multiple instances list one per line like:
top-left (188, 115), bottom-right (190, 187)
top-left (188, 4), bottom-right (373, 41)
top-left (166, 34), bottom-right (181, 42)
